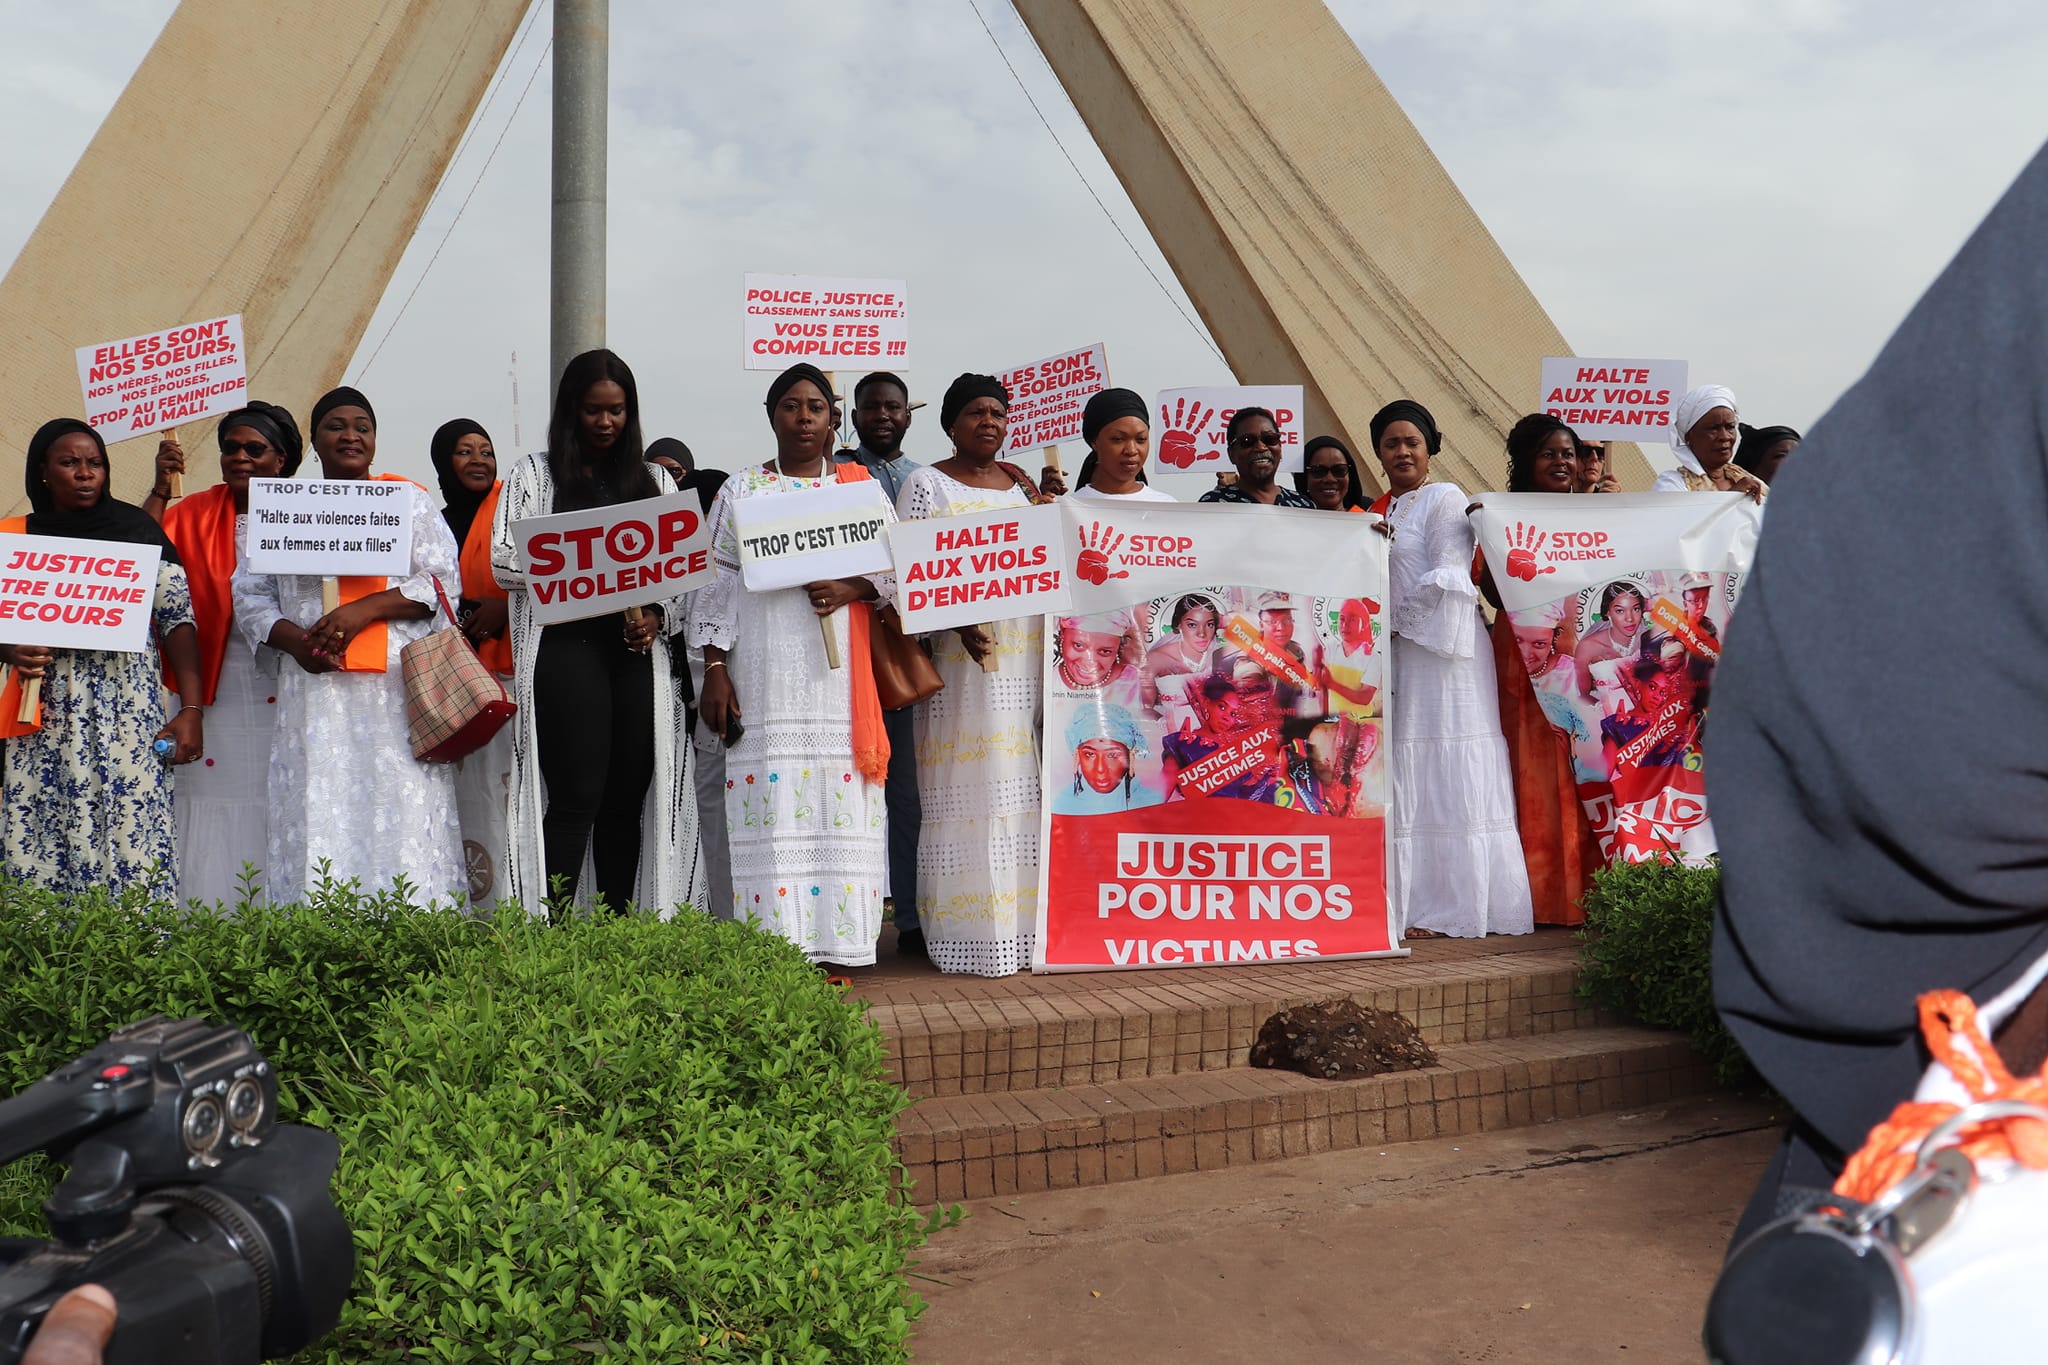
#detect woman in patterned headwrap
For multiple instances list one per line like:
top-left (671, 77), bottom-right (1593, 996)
top-left (1369, 398), bottom-right (1532, 939)
top-left (156, 401), bottom-right (303, 905)
top-left (692, 362), bottom-right (897, 967)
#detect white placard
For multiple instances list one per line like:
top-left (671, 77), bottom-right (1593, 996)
top-left (733, 481), bottom-right (894, 592)
top-left (1468, 492), bottom-right (1761, 614)
top-left (1538, 357), bottom-right (1688, 443)
top-left (1151, 385), bottom-right (1307, 474)
top-left (997, 343), bottom-right (1108, 455)
top-left (76, 314), bottom-right (248, 443)
top-left (889, 503), bottom-right (1071, 633)
top-left (743, 273), bottom-right (909, 371)
top-left (513, 494), bottom-right (715, 626)
top-left (245, 478), bottom-right (414, 577)
top-left (0, 534), bottom-right (163, 652)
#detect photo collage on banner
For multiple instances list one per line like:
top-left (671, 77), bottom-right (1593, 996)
top-left (1036, 501), bottom-right (1400, 972)
top-left (1469, 493), bottom-right (1764, 863)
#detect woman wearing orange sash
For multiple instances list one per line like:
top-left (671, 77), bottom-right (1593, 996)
top-left (154, 402), bottom-right (301, 906)
top-left (693, 363), bottom-right (896, 965)
top-left (1484, 415), bottom-right (1605, 926)
top-left (230, 387), bottom-right (463, 904)
top-left (2, 419), bottom-right (203, 896)
top-left (431, 418), bottom-right (514, 903)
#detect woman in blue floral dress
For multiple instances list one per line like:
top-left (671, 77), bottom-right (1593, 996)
top-left (1, 419), bottom-right (204, 897)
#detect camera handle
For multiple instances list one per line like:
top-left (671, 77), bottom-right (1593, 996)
top-left (44, 1141), bottom-right (138, 1246)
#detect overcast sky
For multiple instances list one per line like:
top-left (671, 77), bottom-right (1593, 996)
top-left (4, 0), bottom-right (2046, 492)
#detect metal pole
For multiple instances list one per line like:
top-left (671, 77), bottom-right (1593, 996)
top-left (550, 0), bottom-right (608, 396)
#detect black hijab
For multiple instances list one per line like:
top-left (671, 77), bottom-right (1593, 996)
top-left (1710, 141), bottom-right (2048, 1159)
top-left (216, 401), bottom-right (305, 477)
top-left (430, 418), bottom-right (494, 547)
top-left (1368, 400), bottom-right (1442, 456)
top-left (24, 419), bottom-right (180, 564)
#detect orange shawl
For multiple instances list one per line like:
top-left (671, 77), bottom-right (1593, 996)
top-left (161, 483), bottom-right (238, 704)
top-left (331, 472), bottom-right (429, 674)
top-left (0, 515), bottom-right (34, 737)
top-left (830, 463), bottom-right (889, 785)
top-left (458, 481), bottom-right (512, 675)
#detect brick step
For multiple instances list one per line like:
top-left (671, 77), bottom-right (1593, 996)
top-left (894, 1025), bottom-right (1710, 1203)
top-left (878, 945), bottom-right (1610, 1099)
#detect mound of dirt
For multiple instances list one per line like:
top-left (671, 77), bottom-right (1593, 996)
top-left (1247, 998), bottom-right (1437, 1080)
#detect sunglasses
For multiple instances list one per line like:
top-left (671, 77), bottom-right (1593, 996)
top-left (1230, 431), bottom-right (1283, 450)
top-left (220, 440), bottom-right (275, 458)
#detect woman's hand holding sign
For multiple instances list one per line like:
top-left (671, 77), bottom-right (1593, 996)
top-left (0, 642), bottom-right (54, 680)
top-left (804, 577), bottom-right (877, 615)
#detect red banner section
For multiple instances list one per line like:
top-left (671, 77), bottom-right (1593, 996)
top-left (1043, 800), bottom-right (1391, 969)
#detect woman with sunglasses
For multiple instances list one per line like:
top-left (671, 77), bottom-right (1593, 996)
top-left (1197, 408), bottom-right (1314, 507)
top-left (152, 403), bottom-right (304, 906)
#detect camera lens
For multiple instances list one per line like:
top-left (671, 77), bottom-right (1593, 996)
top-left (182, 1095), bottom-right (225, 1158)
top-left (226, 1077), bottom-right (265, 1132)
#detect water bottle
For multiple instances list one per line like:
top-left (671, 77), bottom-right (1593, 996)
top-left (153, 736), bottom-right (176, 761)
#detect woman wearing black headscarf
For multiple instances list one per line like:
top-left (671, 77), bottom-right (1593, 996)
top-left (1732, 423), bottom-right (1800, 486)
top-left (231, 385), bottom-right (465, 907)
top-left (894, 373), bottom-right (1050, 977)
top-left (1367, 399), bottom-right (1531, 939)
top-left (1, 419), bottom-right (204, 897)
top-left (492, 352), bottom-right (705, 920)
top-left (1072, 388), bottom-right (1173, 503)
top-left (1713, 143), bottom-right (2048, 1237)
top-left (691, 362), bottom-right (897, 967)
top-left (157, 401), bottom-right (302, 906)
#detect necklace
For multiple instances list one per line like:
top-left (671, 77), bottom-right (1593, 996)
top-left (774, 454), bottom-right (825, 483)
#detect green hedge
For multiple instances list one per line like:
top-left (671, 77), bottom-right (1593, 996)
top-left (1575, 857), bottom-right (1755, 1086)
top-left (0, 878), bottom-right (945, 1363)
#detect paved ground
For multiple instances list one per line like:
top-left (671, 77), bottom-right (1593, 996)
top-left (909, 1093), bottom-right (1779, 1364)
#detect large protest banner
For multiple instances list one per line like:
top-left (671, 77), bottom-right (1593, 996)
top-left (1537, 357), bottom-right (1686, 443)
top-left (77, 315), bottom-right (248, 443)
top-left (1470, 493), bottom-right (1762, 863)
top-left (742, 274), bottom-right (909, 370)
top-left (1035, 501), bottom-right (1398, 972)
top-left (1152, 385), bottom-right (1306, 474)
top-left (997, 343), bottom-right (1107, 456)
top-left (0, 534), bottom-right (163, 651)
top-left (513, 494), bottom-right (713, 626)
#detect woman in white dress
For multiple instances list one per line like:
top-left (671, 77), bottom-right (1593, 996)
top-left (230, 387), bottom-right (464, 905)
top-left (1368, 399), bottom-right (1532, 939)
top-left (693, 364), bottom-right (896, 966)
top-left (895, 373), bottom-right (1047, 977)
top-left (151, 402), bottom-right (300, 906)
top-left (491, 352), bottom-right (704, 920)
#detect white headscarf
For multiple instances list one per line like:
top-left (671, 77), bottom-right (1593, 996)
top-left (1669, 384), bottom-right (1738, 474)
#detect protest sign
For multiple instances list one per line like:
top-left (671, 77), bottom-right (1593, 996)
top-left (0, 533), bottom-right (163, 652)
top-left (888, 503), bottom-right (1069, 633)
top-left (513, 493), bottom-right (713, 627)
top-left (732, 480), bottom-right (893, 592)
top-left (245, 478), bottom-right (414, 578)
top-left (1036, 500), bottom-right (1398, 972)
top-left (76, 314), bottom-right (248, 443)
top-left (1470, 492), bottom-right (1762, 864)
top-left (1538, 357), bottom-right (1687, 442)
top-left (1151, 386), bottom-right (1306, 474)
top-left (743, 274), bottom-right (909, 371)
top-left (997, 343), bottom-right (1108, 455)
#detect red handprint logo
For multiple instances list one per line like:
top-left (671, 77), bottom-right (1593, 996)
top-left (1156, 398), bottom-right (1217, 469)
top-left (1074, 521), bottom-right (1131, 584)
top-left (1504, 521), bottom-right (1557, 582)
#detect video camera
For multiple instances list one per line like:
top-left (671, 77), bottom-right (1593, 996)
top-left (0, 1018), bottom-right (352, 1364)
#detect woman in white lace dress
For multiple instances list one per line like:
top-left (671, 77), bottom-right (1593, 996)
top-left (692, 364), bottom-right (897, 966)
top-left (1368, 399), bottom-right (1532, 939)
top-left (894, 373), bottom-right (1046, 977)
top-left (230, 387), bottom-right (464, 905)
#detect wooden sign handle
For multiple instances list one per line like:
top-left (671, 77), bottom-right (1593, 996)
top-left (166, 425), bottom-right (183, 500)
top-left (820, 612), bottom-right (842, 669)
top-left (321, 577), bottom-right (340, 614)
top-left (18, 675), bottom-right (40, 725)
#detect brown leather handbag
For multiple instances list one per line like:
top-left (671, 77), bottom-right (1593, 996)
top-left (869, 602), bottom-right (943, 711)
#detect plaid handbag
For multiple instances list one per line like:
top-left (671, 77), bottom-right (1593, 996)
top-left (400, 577), bottom-right (517, 763)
